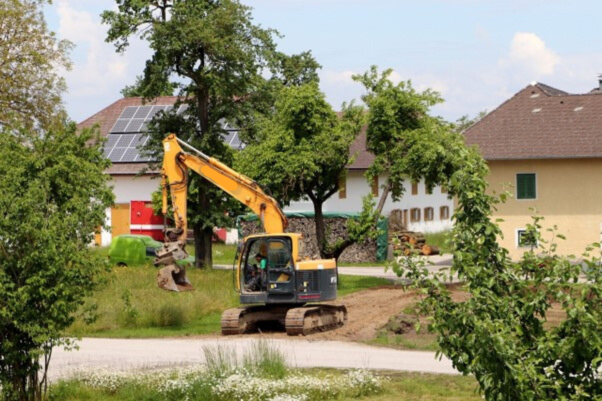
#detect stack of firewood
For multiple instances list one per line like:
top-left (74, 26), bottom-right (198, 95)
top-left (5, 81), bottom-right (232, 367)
top-left (390, 230), bottom-right (439, 256)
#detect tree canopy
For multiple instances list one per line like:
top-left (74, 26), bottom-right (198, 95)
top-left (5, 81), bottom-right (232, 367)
top-left (103, 0), bottom-right (281, 267)
top-left (0, 125), bottom-right (114, 400)
top-left (353, 66), bottom-right (457, 214)
top-left (236, 83), bottom-right (369, 259)
top-left (0, 0), bottom-right (72, 132)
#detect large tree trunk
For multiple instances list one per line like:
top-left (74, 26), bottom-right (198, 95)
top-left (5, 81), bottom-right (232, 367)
top-left (193, 223), bottom-right (213, 269)
top-left (193, 186), bottom-right (213, 269)
top-left (309, 195), bottom-right (327, 259)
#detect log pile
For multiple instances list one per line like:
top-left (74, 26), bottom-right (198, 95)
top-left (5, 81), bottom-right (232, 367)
top-left (388, 209), bottom-right (439, 256)
top-left (390, 230), bottom-right (440, 256)
top-left (239, 217), bottom-right (377, 263)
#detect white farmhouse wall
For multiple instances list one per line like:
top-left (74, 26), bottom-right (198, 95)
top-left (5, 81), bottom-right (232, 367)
top-left (99, 175), bottom-right (160, 246)
top-left (286, 171), bottom-right (454, 233)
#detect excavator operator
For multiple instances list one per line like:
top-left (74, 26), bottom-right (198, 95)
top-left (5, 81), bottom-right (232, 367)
top-left (244, 253), bottom-right (266, 292)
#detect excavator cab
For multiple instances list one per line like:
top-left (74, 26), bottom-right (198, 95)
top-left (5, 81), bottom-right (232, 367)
top-left (240, 235), bottom-right (296, 301)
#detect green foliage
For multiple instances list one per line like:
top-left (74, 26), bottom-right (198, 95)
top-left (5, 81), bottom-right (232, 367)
top-left (103, 0), bottom-right (282, 268)
top-left (0, 124), bottom-right (114, 400)
top-left (0, 0), bottom-right (72, 132)
top-left (236, 83), bottom-right (365, 259)
top-left (120, 74), bottom-right (177, 98)
top-left (388, 146), bottom-right (602, 400)
top-left (353, 66), bottom-right (461, 214)
top-left (452, 110), bottom-right (488, 134)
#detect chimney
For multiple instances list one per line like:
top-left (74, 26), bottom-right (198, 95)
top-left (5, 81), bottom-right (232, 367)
top-left (598, 74), bottom-right (602, 90)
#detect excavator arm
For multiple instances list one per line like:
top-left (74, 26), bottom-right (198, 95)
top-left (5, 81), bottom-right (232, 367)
top-left (156, 134), bottom-right (288, 291)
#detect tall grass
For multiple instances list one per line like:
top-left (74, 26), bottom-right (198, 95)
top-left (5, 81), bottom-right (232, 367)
top-left (203, 340), bottom-right (288, 379)
top-left (67, 265), bottom-right (239, 337)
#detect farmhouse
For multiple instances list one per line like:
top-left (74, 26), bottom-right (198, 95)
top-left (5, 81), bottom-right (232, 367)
top-left (465, 81), bottom-right (602, 259)
top-left (79, 97), bottom-right (454, 246)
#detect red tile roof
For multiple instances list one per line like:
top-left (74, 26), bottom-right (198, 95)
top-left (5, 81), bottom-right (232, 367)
top-left (465, 83), bottom-right (602, 160)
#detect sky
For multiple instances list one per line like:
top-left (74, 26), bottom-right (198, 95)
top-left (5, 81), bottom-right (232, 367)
top-left (44, 0), bottom-right (602, 123)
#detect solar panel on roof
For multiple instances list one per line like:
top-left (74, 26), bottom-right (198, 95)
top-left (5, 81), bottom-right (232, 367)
top-left (133, 106), bottom-right (152, 119)
top-left (126, 119), bottom-right (145, 133)
top-left (108, 147), bottom-right (126, 161)
top-left (121, 148), bottom-right (140, 162)
top-left (119, 106), bottom-right (139, 119)
top-left (111, 120), bottom-right (130, 133)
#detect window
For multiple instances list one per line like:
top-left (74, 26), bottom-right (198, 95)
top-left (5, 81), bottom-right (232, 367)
top-left (410, 208), bottom-right (421, 222)
top-left (371, 176), bottom-right (379, 197)
top-left (517, 173), bottom-right (536, 199)
top-left (516, 228), bottom-right (538, 248)
top-left (424, 207), bottom-right (434, 221)
top-left (338, 174), bottom-right (346, 199)
top-left (411, 182), bottom-right (418, 195)
top-left (440, 206), bottom-right (450, 220)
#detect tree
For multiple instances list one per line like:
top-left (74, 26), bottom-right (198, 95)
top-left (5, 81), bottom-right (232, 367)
top-left (352, 66), bottom-right (457, 216)
top-left (0, 125), bottom-right (114, 401)
top-left (102, 0), bottom-right (280, 268)
top-left (453, 110), bottom-right (488, 134)
top-left (389, 142), bottom-right (602, 399)
top-left (236, 83), bottom-right (372, 260)
top-left (120, 74), bottom-right (178, 98)
top-left (0, 0), bottom-right (72, 132)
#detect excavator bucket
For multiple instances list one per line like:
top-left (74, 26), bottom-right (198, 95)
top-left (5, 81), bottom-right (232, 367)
top-left (157, 264), bottom-right (194, 292)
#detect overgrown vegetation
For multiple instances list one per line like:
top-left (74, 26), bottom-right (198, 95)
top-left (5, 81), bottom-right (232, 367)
top-left (0, 124), bottom-right (114, 400)
top-left (389, 141), bottom-right (602, 399)
top-left (49, 342), bottom-right (385, 401)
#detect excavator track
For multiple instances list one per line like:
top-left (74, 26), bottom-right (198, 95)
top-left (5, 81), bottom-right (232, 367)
top-left (285, 305), bottom-right (348, 336)
top-left (221, 304), bottom-right (347, 336)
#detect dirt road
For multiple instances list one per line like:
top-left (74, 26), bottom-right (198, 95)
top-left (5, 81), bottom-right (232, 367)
top-left (50, 337), bottom-right (457, 380)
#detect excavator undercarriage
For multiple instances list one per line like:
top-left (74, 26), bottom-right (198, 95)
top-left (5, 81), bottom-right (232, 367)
top-left (221, 304), bottom-right (348, 336)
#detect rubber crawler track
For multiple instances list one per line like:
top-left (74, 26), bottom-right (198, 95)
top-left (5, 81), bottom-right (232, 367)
top-left (220, 305), bottom-right (347, 336)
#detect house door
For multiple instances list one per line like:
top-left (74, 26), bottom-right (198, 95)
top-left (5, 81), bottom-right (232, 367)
top-left (111, 203), bottom-right (130, 239)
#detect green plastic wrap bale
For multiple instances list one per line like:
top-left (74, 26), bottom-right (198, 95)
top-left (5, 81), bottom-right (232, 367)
top-left (376, 217), bottom-right (389, 261)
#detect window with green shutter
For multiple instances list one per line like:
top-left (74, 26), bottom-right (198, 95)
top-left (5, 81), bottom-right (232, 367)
top-left (516, 173), bottom-right (536, 199)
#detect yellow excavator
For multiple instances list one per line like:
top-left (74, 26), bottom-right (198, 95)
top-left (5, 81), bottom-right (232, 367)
top-left (155, 134), bottom-right (347, 335)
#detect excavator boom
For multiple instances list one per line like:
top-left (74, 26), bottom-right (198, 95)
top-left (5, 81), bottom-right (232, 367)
top-left (156, 134), bottom-right (288, 291)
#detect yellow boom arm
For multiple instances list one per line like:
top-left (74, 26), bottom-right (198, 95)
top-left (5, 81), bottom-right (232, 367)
top-left (161, 133), bottom-right (288, 240)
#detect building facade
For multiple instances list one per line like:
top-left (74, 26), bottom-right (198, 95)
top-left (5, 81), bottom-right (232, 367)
top-left (81, 97), bottom-right (454, 246)
top-left (465, 82), bottom-right (602, 259)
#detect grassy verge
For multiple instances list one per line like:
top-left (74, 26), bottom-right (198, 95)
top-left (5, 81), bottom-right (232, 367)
top-left (186, 243), bottom-right (238, 265)
top-left (337, 275), bottom-right (394, 297)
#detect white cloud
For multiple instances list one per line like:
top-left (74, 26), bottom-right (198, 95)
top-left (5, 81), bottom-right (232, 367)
top-left (54, 0), bottom-right (151, 121)
top-left (499, 32), bottom-right (560, 76)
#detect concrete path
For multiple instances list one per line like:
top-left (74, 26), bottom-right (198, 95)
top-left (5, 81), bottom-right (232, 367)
top-left (50, 337), bottom-right (457, 380)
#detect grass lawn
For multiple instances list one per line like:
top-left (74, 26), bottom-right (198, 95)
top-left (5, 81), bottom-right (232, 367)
top-left (68, 251), bottom-right (391, 338)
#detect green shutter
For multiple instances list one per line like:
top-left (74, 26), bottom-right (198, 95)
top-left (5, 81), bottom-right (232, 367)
top-left (517, 174), bottom-right (536, 199)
